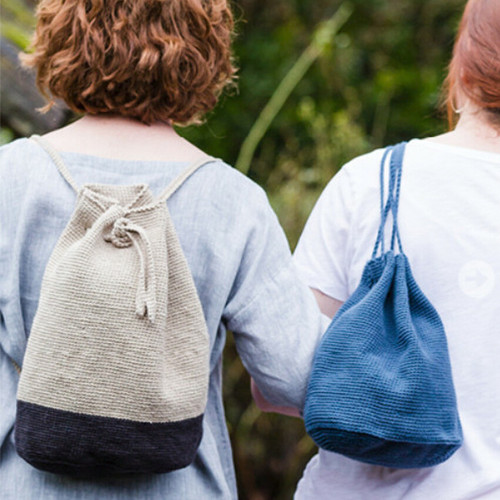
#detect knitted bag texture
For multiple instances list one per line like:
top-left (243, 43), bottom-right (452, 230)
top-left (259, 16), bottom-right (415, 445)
top-left (304, 143), bottom-right (463, 468)
top-left (15, 136), bottom-right (211, 476)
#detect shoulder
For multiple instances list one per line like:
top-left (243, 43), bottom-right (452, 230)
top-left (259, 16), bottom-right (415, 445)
top-left (305, 142), bottom-right (421, 240)
top-left (0, 138), bottom-right (33, 198)
top-left (0, 137), bottom-right (55, 186)
top-left (338, 146), bottom-right (386, 188)
top-left (185, 158), bottom-right (272, 215)
top-left (342, 146), bottom-right (386, 175)
top-left (316, 147), bottom-right (386, 211)
top-left (201, 159), bottom-right (267, 197)
top-left (320, 141), bottom-right (430, 206)
top-left (1, 137), bottom-right (41, 164)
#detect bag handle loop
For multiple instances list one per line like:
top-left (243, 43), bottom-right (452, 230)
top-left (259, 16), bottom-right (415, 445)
top-left (372, 142), bottom-right (407, 258)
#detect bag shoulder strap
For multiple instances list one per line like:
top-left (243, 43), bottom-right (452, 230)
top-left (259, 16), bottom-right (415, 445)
top-left (157, 156), bottom-right (215, 203)
top-left (30, 134), bottom-right (216, 204)
top-left (372, 142), bottom-right (407, 258)
top-left (31, 135), bottom-right (79, 192)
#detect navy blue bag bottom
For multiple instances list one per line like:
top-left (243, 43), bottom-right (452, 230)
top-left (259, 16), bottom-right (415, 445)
top-left (15, 401), bottom-right (203, 476)
top-left (309, 427), bottom-right (460, 468)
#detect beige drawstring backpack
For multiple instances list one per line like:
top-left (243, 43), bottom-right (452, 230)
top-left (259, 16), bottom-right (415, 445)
top-left (15, 135), bottom-right (211, 476)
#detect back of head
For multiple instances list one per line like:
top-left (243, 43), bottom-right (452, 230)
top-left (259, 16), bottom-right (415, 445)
top-left (23, 0), bottom-right (236, 125)
top-left (445, 0), bottom-right (500, 128)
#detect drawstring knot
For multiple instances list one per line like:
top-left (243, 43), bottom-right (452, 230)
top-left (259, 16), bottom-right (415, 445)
top-left (105, 217), bottom-right (134, 248)
top-left (104, 215), bottom-right (158, 322)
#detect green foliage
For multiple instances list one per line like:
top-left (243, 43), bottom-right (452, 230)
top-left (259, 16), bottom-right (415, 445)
top-left (0, 0), bottom-right (35, 49)
top-left (0, 128), bottom-right (15, 146)
top-left (235, 4), bottom-right (353, 174)
top-left (2, 0), bottom-right (467, 498)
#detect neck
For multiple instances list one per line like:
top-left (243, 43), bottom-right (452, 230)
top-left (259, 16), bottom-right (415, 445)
top-left (455, 109), bottom-right (500, 140)
top-left (43, 114), bottom-right (204, 162)
top-left (429, 108), bottom-right (500, 154)
top-left (74, 114), bottom-right (176, 136)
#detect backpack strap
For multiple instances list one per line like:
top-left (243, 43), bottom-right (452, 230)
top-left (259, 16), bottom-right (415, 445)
top-left (30, 135), bottom-right (80, 192)
top-left (157, 156), bottom-right (216, 203)
top-left (30, 134), bottom-right (215, 204)
top-left (372, 142), bottom-right (407, 258)
top-left (389, 143), bottom-right (405, 253)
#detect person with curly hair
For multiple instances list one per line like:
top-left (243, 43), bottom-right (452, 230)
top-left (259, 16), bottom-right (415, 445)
top-left (0, 1), bottom-right (326, 498)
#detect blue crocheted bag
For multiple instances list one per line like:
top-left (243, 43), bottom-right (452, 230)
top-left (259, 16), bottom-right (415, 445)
top-left (304, 143), bottom-right (463, 468)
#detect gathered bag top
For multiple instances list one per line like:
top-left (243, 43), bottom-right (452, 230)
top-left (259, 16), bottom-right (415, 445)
top-left (15, 135), bottom-right (212, 476)
top-left (304, 143), bottom-right (463, 469)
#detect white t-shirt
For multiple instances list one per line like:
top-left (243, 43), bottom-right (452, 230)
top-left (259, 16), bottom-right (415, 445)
top-left (293, 139), bottom-right (500, 500)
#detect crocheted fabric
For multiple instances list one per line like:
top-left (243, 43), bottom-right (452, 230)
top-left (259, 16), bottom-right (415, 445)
top-left (15, 136), bottom-right (211, 476)
top-left (304, 143), bottom-right (463, 468)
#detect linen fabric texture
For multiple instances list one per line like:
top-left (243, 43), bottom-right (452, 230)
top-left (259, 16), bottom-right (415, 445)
top-left (304, 143), bottom-right (463, 468)
top-left (0, 138), bottom-right (325, 499)
top-left (15, 136), bottom-right (211, 476)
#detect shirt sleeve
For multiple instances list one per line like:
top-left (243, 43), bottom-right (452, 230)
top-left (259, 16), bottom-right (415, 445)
top-left (0, 144), bottom-right (25, 454)
top-left (223, 188), bottom-right (327, 411)
top-left (293, 166), bottom-right (354, 302)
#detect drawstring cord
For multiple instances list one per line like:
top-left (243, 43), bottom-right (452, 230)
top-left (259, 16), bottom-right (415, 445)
top-left (371, 142), bottom-right (407, 259)
top-left (104, 216), bottom-right (158, 322)
top-left (85, 191), bottom-right (159, 322)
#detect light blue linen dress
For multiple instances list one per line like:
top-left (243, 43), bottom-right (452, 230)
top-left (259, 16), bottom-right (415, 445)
top-left (0, 138), bottom-right (325, 499)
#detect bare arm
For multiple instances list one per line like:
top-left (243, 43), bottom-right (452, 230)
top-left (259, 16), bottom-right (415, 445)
top-left (251, 288), bottom-right (344, 417)
top-left (310, 288), bottom-right (344, 319)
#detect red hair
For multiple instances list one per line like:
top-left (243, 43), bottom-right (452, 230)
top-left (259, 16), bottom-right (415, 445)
top-left (445, 0), bottom-right (500, 128)
top-left (23, 0), bottom-right (236, 125)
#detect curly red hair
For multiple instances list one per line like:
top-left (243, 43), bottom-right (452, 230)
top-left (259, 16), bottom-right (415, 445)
top-left (23, 0), bottom-right (237, 125)
top-left (445, 0), bottom-right (500, 128)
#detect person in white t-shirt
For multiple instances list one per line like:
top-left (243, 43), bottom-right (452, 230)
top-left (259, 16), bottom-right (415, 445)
top-left (253, 0), bottom-right (500, 498)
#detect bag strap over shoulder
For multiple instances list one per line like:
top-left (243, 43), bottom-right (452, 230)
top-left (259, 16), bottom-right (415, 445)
top-left (372, 142), bottom-right (407, 258)
top-left (157, 156), bottom-right (215, 203)
top-left (31, 135), bottom-right (80, 192)
top-left (30, 134), bottom-right (216, 205)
